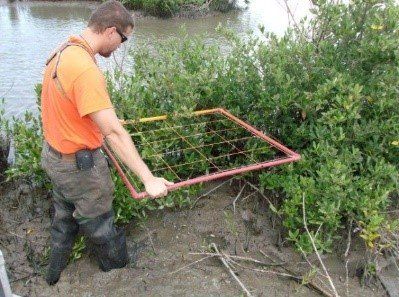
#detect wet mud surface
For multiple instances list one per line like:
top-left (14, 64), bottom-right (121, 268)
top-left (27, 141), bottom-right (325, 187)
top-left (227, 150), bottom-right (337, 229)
top-left (0, 180), bottom-right (389, 297)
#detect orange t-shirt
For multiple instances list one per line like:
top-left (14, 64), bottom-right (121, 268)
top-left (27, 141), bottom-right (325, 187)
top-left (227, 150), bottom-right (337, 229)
top-left (41, 35), bottom-right (113, 154)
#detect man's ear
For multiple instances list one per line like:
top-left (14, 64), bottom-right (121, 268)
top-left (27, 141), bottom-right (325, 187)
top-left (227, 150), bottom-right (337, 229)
top-left (104, 27), bottom-right (115, 38)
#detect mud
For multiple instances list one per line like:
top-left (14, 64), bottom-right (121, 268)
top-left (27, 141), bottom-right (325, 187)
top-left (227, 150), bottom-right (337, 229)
top-left (0, 180), bottom-right (389, 297)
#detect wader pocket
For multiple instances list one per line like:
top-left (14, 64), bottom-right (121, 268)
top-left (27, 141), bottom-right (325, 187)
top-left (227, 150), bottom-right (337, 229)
top-left (75, 150), bottom-right (94, 170)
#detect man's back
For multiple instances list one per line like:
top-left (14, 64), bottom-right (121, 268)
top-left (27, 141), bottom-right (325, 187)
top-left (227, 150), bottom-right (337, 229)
top-left (41, 36), bottom-right (112, 154)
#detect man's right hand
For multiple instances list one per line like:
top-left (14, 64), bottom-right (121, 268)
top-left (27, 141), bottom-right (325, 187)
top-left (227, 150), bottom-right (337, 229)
top-left (144, 176), bottom-right (174, 198)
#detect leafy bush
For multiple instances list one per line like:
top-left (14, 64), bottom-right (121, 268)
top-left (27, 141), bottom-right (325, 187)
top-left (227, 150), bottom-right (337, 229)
top-left (255, 0), bottom-right (399, 252)
top-left (0, 85), bottom-right (48, 188)
top-left (122, 0), bottom-right (240, 17)
top-left (123, 0), bottom-right (190, 18)
top-left (110, 0), bottom-right (399, 252)
top-left (0, 100), bottom-right (11, 181)
top-left (3, 0), bottom-right (399, 254)
top-left (209, 0), bottom-right (239, 12)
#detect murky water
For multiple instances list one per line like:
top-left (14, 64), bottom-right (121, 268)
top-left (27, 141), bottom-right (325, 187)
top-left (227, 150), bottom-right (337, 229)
top-left (0, 0), bottom-right (310, 117)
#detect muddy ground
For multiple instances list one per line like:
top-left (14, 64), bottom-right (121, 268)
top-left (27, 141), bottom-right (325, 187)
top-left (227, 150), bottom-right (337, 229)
top-left (0, 179), bottom-right (390, 297)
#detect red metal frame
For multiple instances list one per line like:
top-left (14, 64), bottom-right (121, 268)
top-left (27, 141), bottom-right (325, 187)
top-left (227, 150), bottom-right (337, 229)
top-left (103, 108), bottom-right (301, 199)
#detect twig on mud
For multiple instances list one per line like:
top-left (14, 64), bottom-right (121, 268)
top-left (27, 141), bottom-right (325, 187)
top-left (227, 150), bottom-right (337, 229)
top-left (232, 255), bottom-right (337, 297)
top-left (189, 252), bottom-right (285, 267)
top-left (224, 256), bottom-right (303, 282)
top-left (345, 260), bottom-right (349, 297)
top-left (241, 191), bottom-right (257, 203)
top-left (191, 246), bottom-right (334, 297)
top-left (210, 243), bottom-right (254, 297)
top-left (344, 220), bottom-right (353, 297)
top-left (229, 248), bottom-right (334, 297)
top-left (297, 245), bottom-right (337, 297)
top-left (259, 249), bottom-right (334, 297)
top-left (168, 255), bottom-right (214, 275)
top-left (259, 249), bottom-right (277, 263)
top-left (7, 230), bottom-right (25, 239)
top-left (297, 245), bottom-right (324, 277)
top-left (192, 178), bottom-right (235, 208)
top-left (141, 224), bottom-right (157, 254)
top-left (344, 220), bottom-right (353, 258)
top-left (245, 182), bottom-right (281, 219)
top-left (233, 183), bottom-right (247, 213)
top-left (302, 194), bottom-right (339, 297)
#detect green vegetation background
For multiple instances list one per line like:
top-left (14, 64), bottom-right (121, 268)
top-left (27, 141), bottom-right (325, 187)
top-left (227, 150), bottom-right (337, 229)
top-left (1, 0), bottom-right (398, 257)
top-left (122, 0), bottom-right (240, 17)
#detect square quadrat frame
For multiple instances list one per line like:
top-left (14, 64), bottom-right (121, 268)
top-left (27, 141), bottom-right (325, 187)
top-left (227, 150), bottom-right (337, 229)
top-left (103, 108), bottom-right (301, 199)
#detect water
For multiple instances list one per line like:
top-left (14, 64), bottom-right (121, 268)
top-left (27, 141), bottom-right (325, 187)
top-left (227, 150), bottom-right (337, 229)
top-left (0, 0), bottom-right (310, 117)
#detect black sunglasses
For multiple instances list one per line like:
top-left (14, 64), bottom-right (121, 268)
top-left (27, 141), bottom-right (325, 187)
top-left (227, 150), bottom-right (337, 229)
top-left (115, 28), bottom-right (127, 43)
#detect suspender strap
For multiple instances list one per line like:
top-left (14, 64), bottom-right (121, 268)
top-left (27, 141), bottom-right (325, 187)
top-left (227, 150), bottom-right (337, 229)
top-left (46, 42), bottom-right (91, 100)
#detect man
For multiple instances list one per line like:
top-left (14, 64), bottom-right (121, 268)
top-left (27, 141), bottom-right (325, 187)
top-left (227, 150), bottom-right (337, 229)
top-left (40, 0), bottom-right (173, 286)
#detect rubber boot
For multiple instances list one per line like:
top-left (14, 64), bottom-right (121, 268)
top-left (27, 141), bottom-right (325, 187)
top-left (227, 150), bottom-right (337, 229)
top-left (46, 197), bottom-right (79, 286)
top-left (97, 227), bottom-right (128, 272)
top-left (78, 211), bottom-right (128, 272)
top-left (46, 247), bottom-right (72, 285)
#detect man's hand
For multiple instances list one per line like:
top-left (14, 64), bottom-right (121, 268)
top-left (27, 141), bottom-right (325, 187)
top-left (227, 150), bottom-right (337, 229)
top-left (144, 176), bottom-right (174, 198)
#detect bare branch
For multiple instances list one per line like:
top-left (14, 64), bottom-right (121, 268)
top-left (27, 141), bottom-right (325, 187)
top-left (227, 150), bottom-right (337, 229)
top-left (189, 251), bottom-right (285, 267)
top-left (233, 182), bottom-right (247, 213)
top-left (192, 177), bottom-right (235, 208)
top-left (211, 243), bottom-right (254, 297)
top-left (168, 255), bottom-right (214, 275)
top-left (245, 181), bottom-right (281, 218)
top-left (302, 193), bottom-right (339, 297)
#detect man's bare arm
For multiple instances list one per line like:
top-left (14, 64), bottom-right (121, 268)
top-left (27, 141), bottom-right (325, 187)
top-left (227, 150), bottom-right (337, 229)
top-left (89, 108), bottom-right (173, 198)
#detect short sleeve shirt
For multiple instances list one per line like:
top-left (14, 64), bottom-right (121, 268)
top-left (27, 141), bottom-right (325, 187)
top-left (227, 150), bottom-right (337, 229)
top-left (41, 35), bottom-right (113, 154)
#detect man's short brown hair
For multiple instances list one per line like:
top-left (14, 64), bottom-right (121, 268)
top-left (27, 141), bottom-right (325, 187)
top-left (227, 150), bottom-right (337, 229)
top-left (88, 0), bottom-right (134, 33)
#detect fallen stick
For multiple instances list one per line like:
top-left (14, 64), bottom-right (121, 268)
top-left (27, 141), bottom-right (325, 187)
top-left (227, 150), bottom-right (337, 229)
top-left (302, 194), bottom-right (339, 297)
top-left (344, 220), bottom-right (353, 297)
top-left (7, 230), bottom-right (24, 239)
top-left (225, 256), bottom-right (300, 280)
top-left (192, 178), bottom-right (235, 208)
top-left (241, 191), bottom-right (257, 203)
top-left (190, 248), bottom-right (332, 297)
top-left (189, 252), bottom-right (285, 267)
top-left (233, 183), bottom-right (247, 213)
top-left (168, 255), bottom-right (214, 275)
top-left (210, 243), bottom-right (254, 297)
top-left (245, 181), bottom-right (281, 218)
top-left (344, 220), bottom-right (353, 258)
top-left (142, 224), bottom-right (157, 254)
top-left (297, 245), bottom-right (325, 278)
top-left (259, 250), bottom-right (334, 297)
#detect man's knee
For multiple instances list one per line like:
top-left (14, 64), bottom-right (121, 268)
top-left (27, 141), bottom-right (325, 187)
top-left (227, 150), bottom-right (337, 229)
top-left (51, 196), bottom-right (79, 246)
top-left (78, 210), bottom-right (115, 243)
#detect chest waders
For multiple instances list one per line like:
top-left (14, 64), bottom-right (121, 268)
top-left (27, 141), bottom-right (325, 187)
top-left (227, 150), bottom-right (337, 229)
top-left (45, 42), bottom-right (128, 286)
